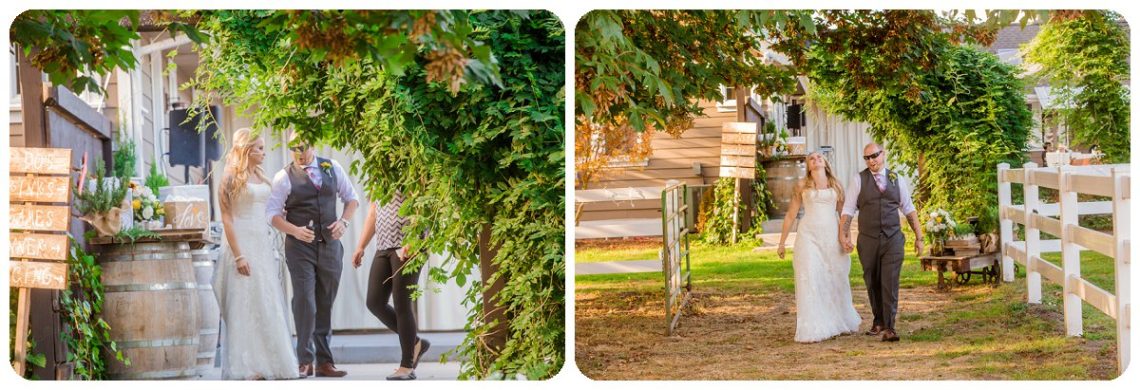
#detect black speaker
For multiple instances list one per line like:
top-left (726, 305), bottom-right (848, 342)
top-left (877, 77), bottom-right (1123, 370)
top-left (786, 102), bottom-right (802, 129)
top-left (168, 106), bottom-right (222, 167)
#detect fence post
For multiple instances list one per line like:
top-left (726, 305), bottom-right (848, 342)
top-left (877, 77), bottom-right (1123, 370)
top-left (1058, 167), bottom-right (1083, 336)
top-left (998, 163), bottom-right (1015, 282)
top-left (1112, 168), bottom-right (1130, 373)
top-left (662, 180), bottom-right (676, 334)
top-left (1023, 163), bottom-right (1042, 303)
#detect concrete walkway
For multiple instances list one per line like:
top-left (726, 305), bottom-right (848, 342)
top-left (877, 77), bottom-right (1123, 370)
top-left (199, 362), bottom-right (461, 380)
top-left (195, 332), bottom-right (466, 380)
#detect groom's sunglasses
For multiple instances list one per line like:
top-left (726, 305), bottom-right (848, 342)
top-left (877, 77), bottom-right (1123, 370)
top-left (289, 145), bottom-right (310, 153)
top-left (863, 151), bottom-right (883, 161)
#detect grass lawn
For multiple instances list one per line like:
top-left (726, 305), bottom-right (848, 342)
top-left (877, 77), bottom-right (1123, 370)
top-left (575, 236), bottom-right (1121, 380)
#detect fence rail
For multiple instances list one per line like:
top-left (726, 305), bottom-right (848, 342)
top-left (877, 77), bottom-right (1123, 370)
top-left (997, 162), bottom-right (1130, 374)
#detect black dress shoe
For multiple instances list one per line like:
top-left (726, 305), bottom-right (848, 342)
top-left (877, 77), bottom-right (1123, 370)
top-left (386, 371), bottom-right (417, 380)
top-left (881, 329), bottom-right (900, 342)
top-left (412, 338), bottom-right (431, 369)
top-left (865, 324), bottom-right (884, 336)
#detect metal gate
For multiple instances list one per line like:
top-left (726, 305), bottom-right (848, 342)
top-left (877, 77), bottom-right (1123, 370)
top-left (662, 180), bottom-right (692, 336)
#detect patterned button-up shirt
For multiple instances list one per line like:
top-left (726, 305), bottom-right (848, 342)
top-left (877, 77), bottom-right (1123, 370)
top-left (373, 192), bottom-right (409, 250)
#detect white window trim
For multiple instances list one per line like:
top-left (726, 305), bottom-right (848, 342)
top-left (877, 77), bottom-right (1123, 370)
top-left (716, 85), bottom-right (737, 112)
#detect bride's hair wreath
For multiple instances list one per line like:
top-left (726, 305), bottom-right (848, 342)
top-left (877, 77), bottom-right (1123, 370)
top-left (800, 150), bottom-right (844, 201)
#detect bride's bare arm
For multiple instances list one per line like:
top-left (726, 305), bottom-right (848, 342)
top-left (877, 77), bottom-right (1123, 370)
top-left (219, 176), bottom-right (250, 276)
top-left (777, 183), bottom-right (803, 259)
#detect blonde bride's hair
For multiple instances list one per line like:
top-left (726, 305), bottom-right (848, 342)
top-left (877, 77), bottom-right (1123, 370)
top-left (799, 151), bottom-right (844, 201)
top-left (220, 128), bottom-right (270, 211)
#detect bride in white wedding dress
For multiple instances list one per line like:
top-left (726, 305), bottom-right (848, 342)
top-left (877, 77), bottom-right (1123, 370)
top-left (776, 152), bottom-right (862, 343)
top-left (213, 128), bottom-right (300, 379)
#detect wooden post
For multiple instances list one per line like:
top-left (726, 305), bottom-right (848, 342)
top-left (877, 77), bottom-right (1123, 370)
top-left (12, 288), bottom-right (31, 375)
top-left (1112, 168), bottom-right (1130, 373)
top-left (1024, 163), bottom-right (1042, 303)
top-left (17, 48), bottom-right (47, 147)
top-left (997, 163), bottom-right (1015, 282)
top-left (733, 86), bottom-right (748, 242)
top-left (731, 177), bottom-right (740, 244)
top-left (1058, 166), bottom-right (1083, 336)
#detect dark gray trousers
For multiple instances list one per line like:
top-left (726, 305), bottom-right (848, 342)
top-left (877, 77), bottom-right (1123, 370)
top-left (857, 231), bottom-right (905, 330)
top-left (284, 237), bottom-right (343, 365)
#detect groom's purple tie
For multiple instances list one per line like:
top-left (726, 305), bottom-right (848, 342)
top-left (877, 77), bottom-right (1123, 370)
top-left (874, 172), bottom-right (886, 192)
top-left (304, 166), bottom-right (322, 190)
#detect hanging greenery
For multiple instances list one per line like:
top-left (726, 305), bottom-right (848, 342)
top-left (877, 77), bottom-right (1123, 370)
top-left (1024, 10), bottom-right (1130, 163)
top-left (188, 10), bottom-right (563, 379)
top-left (59, 238), bottom-right (129, 379)
top-left (777, 11), bottom-right (1032, 233)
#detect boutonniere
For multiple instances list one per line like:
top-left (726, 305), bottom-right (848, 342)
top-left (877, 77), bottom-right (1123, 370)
top-left (887, 171), bottom-right (898, 184)
top-left (319, 161), bottom-right (332, 174)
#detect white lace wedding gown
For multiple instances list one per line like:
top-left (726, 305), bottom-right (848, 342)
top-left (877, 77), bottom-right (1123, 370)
top-left (213, 182), bottom-right (299, 379)
top-left (792, 187), bottom-right (862, 343)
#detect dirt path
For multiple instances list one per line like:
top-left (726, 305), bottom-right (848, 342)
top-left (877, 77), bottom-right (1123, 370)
top-left (575, 283), bottom-right (1117, 380)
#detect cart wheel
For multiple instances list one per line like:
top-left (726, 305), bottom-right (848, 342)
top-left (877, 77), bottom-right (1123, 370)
top-left (956, 272), bottom-right (971, 285)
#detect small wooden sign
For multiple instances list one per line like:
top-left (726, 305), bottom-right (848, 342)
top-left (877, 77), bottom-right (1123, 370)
top-left (721, 133), bottom-right (756, 145)
top-left (720, 166), bottom-right (756, 178)
top-left (721, 155), bottom-right (757, 169)
top-left (720, 122), bottom-right (758, 178)
top-left (721, 145), bottom-right (756, 157)
top-left (10, 147), bottom-right (72, 175)
top-left (9, 204), bottom-right (71, 232)
top-left (10, 261), bottom-right (68, 290)
top-left (721, 122), bottom-right (758, 134)
top-left (10, 233), bottom-right (69, 261)
top-left (10, 176), bottom-right (71, 203)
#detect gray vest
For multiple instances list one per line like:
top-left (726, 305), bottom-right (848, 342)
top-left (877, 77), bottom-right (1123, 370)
top-left (857, 168), bottom-right (902, 239)
top-left (284, 157), bottom-right (339, 242)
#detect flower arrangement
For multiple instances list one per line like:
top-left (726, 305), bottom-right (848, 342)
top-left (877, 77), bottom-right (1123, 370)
top-left (925, 208), bottom-right (957, 255)
top-left (319, 160), bottom-right (333, 174)
top-left (129, 181), bottom-right (164, 226)
top-left (76, 160), bottom-right (130, 236)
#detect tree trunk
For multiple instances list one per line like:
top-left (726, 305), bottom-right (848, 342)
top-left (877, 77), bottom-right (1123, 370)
top-left (478, 221), bottom-right (508, 359)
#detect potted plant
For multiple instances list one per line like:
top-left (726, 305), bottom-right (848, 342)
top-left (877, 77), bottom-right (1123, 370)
top-left (759, 122), bottom-right (778, 158)
top-left (76, 161), bottom-right (129, 236)
top-left (945, 223), bottom-right (980, 256)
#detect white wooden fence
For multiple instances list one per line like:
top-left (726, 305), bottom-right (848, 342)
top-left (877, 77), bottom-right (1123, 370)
top-left (997, 162), bottom-right (1130, 373)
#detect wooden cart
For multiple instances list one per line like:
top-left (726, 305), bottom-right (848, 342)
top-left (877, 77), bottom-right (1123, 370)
top-left (919, 252), bottom-right (1001, 291)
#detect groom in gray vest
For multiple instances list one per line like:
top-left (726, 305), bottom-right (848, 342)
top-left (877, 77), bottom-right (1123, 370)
top-left (839, 143), bottom-right (923, 342)
top-left (267, 133), bottom-right (359, 377)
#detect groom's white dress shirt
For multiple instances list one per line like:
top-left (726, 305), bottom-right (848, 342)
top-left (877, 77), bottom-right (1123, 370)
top-left (265, 158), bottom-right (358, 225)
top-left (840, 168), bottom-right (917, 218)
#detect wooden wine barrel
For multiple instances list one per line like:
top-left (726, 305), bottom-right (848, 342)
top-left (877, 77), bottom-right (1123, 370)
top-left (764, 158), bottom-right (807, 218)
top-left (99, 241), bottom-right (200, 380)
top-left (191, 249), bottom-right (220, 373)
